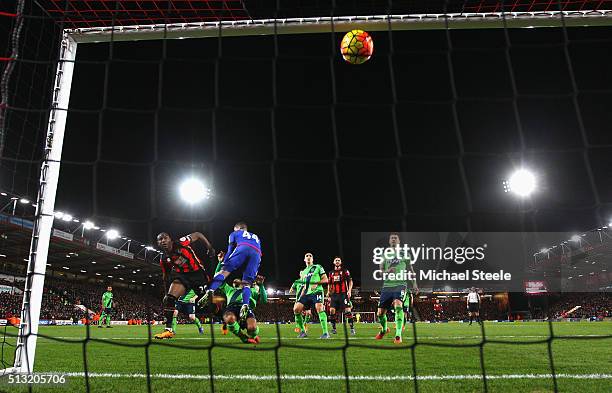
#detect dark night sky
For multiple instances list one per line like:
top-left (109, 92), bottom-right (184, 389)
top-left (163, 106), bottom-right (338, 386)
top-left (2, 2), bottom-right (612, 285)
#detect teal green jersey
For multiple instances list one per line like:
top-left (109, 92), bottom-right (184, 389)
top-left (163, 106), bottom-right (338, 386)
top-left (102, 291), bottom-right (113, 308)
top-left (179, 289), bottom-right (197, 303)
top-left (291, 280), bottom-right (303, 298)
top-left (214, 260), bottom-right (223, 275)
top-left (220, 283), bottom-right (266, 308)
top-left (298, 264), bottom-right (326, 296)
top-left (402, 290), bottom-right (412, 308)
top-left (381, 256), bottom-right (410, 289)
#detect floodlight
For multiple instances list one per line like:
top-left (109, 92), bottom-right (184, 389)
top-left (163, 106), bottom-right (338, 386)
top-left (179, 178), bottom-right (209, 204)
top-left (504, 169), bottom-right (536, 197)
top-left (106, 229), bottom-right (120, 240)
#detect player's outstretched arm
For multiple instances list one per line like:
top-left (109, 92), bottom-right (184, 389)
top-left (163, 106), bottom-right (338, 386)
top-left (189, 232), bottom-right (215, 255)
top-left (214, 251), bottom-right (225, 274)
top-left (256, 276), bottom-right (268, 304)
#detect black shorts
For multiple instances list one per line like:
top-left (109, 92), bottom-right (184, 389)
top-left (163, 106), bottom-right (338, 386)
top-left (103, 308), bottom-right (112, 314)
top-left (171, 270), bottom-right (208, 293)
top-left (468, 303), bottom-right (480, 312)
top-left (176, 301), bottom-right (195, 316)
top-left (330, 294), bottom-right (349, 311)
top-left (298, 293), bottom-right (323, 309)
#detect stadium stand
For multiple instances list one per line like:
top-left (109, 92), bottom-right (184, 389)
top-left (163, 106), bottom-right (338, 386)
top-left (1, 271), bottom-right (609, 323)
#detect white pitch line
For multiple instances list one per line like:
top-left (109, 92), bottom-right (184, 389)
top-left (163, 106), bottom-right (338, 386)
top-left (46, 334), bottom-right (610, 341)
top-left (44, 372), bottom-right (612, 381)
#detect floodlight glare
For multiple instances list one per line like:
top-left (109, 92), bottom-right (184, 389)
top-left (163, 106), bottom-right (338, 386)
top-left (267, 287), bottom-right (275, 295)
top-left (179, 177), bottom-right (208, 204)
top-left (540, 248), bottom-right (549, 253)
top-left (83, 221), bottom-right (95, 230)
top-left (19, 198), bottom-right (30, 204)
top-left (106, 229), bottom-right (120, 240)
top-left (505, 169), bottom-right (536, 197)
top-left (570, 235), bottom-right (581, 242)
top-left (54, 212), bottom-right (64, 219)
top-left (62, 214), bottom-right (73, 221)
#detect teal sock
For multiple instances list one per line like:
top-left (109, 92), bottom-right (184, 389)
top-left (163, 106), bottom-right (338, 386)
top-left (295, 313), bottom-right (305, 332)
top-left (378, 314), bottom-right (387, 333)
top-left (228, 321), bottom-right (248, 343)
top-left (318, 311), bottom-right (328, 335)
top-left (248, 326), bottom-right (260, 338)
top-left (395, 306), bottom-right (404, 337)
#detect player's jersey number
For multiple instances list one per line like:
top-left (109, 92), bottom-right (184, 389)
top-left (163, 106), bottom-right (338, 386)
top-left (241, 231), bottom-right (260, 244)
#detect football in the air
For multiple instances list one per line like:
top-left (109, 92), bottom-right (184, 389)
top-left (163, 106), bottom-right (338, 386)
top-left (340, 29), bottom-right (374, 64)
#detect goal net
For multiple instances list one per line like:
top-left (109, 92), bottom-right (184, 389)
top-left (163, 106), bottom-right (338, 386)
top-left (0, 0), bottom-right (611, 392)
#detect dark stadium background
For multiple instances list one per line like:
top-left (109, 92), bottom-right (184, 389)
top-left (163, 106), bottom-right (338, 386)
top-left (0, 1), bottom-right (611, 288)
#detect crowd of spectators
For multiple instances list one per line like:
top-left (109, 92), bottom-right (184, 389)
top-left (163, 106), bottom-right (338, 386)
top-left (0, 274), bottom-right (610, 323)
top-left (547, 293), bottom-right (611, 319)
top-left (0, 276), bottom-right (162, 321)
top-left (414, 297), bottom-right (504, 321)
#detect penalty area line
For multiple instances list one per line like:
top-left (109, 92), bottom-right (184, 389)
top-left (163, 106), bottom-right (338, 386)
top-left (45, 372), bottom-right (612, 381)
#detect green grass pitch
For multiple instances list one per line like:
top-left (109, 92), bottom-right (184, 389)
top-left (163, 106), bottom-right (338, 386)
top-left (1, 321), bottom-right (611, 392)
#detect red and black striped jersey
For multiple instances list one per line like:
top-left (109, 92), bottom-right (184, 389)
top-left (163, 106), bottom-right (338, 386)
top-left (433, 303), bottom-right (443, 312)
top-left (328, 268), bottom-right (352, 294)
top-left (160, 235), bottom-right (204, 274)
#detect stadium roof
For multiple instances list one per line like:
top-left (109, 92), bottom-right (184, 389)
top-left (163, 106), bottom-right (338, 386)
top-left (0, 210), bottom-right (162, 286)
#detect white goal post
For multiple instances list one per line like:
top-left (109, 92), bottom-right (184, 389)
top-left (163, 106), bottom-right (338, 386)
top-left (3, 9), bottom-right (612, 376)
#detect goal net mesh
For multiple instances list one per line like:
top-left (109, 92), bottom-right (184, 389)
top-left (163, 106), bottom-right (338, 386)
top-left (0, 0), bottom-right (611, 392)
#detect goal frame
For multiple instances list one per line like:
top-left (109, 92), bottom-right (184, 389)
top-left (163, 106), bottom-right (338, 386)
top-left (68, 11), bottom-right (612, 43)
top-left (4, 9), bottom-right (612, 375)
